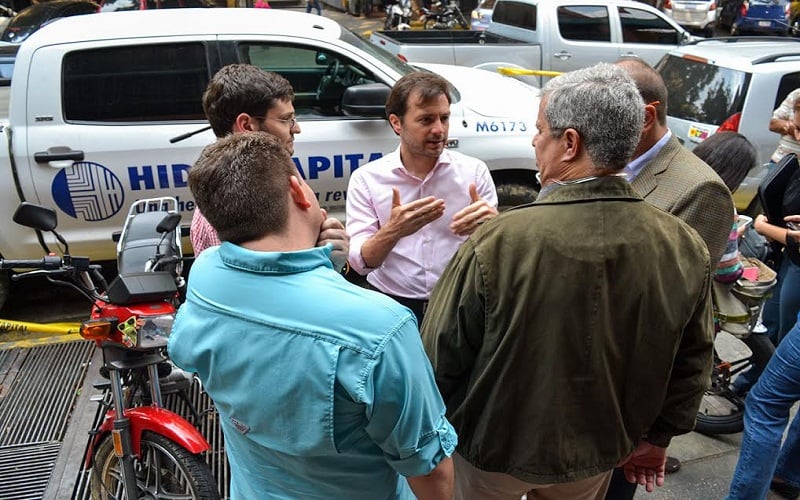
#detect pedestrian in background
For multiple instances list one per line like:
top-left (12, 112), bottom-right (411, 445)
top-left (345, 71), bottom-right (497, 326)
top-left (768, 88), bottom-right (800, 166)
top-left (306, 0), bottom-right (323, 15)
top-left (172, 131), bottom-right (456, 499)
top-left (727, 215), bottom-right (800, 499)
top-left (253, 0), bottom-right (271, 8)
top-left (422, 62), bottom-right (714, 500)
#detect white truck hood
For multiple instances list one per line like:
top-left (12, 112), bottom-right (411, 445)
top-left (413, 62), bottom-right (540, 120)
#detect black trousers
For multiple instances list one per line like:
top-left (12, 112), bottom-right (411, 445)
top-left (366, 284), bottom-right (427, 327)
top-left (604, 468), bottom-right (637, 500)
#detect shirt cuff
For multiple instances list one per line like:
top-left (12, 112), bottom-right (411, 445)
top-left (388, 415), bottom-right (458, 478)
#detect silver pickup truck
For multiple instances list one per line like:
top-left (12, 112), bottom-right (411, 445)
top-left (371, 0), bottom-right (695, 86)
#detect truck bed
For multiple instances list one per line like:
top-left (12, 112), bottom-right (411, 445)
top-left (371, 30), bottom-right (525, 46)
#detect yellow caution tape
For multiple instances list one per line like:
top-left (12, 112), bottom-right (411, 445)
top-left (0, 320), bottom-right (82, 335)
top-left (497, 67), bottom-right (563, 77)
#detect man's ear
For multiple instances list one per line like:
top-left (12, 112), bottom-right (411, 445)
top-left (289, 176), bottom-right (313, 209)
top-left (233, 113), bottom-right (258, 133)
top-left (388, 114), bottom-right (402, 136)
top-left (562, 128), bottom-right (581, 161)
top-left (643, 104), bottom-right (658, 132)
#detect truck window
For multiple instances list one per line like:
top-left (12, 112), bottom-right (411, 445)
top-left (775, 72), bottom-right (800, 109)
top-left (556, 5), bottom-right (611, 42)
top-left (491, 0), bottom-right (536, 30)
top-left (237, 42), bottom-right (379, 118)
top-left (658, 54), bottom-right (750, 126)
top-left (63, 43), bottom-right (209, 122)
top-left (618, 6), bottom-right (680, 45)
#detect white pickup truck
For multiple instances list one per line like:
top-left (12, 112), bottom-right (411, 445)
top-left (0, 8), bottom-right (541, 309)
top-left (371, 0), bottom-right (695, 87)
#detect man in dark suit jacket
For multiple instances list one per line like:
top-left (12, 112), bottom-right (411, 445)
top-left (604, 58), bottom-right (735, 500)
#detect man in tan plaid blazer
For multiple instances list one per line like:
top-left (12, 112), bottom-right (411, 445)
top-left (604, 59), bottom-right (735, 500)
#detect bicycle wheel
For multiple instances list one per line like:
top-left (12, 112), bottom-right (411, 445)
top-left (694, 332), bottom-right (774, 435)
top-left (91, 430), bottom-right (220, 500)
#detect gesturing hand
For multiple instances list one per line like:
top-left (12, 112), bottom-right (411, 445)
top-left (450, 183), bottom-right (498, 237)
top-left (387, 187), bottom-right (446, 238)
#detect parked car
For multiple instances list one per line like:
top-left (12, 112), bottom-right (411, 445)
top-left (717, 0), bottom-right (790, 35)
top-left (656, 37), bottom-right (800, 213)
top-left (1, 0), bottom-right (98, 43)
top-left (470, 0), bottom-right (494, 30)
top-left (99, 0), bottom-right (213, 11)
top-left (662, 0), bottom-right (717, 36)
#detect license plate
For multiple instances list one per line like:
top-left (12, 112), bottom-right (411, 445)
top-left (758, 20), bottom-right (771, 27)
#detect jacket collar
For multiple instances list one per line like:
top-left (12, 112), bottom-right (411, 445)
top-left (530, 175), bottom-right (643, 207)
top-left (630, 135), bottom-right (682, 198)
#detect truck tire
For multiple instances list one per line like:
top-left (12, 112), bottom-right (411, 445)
top-left (496, 181), bottom-right (538, 212)
top-left (0, 272), bottom-right (9, 311)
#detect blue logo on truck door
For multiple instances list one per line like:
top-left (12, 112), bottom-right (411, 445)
top-left (51, 162), bottom-right (125, 221)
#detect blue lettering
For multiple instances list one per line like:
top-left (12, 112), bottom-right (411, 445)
top-left (476, 122), bottom-right (489, 132)
top-left (368, 152), bottom-right (383, 162)
top-left (172, 164), bottom-right (190, 188)
top-left (129, 166), bottom-right (155, 191)
top-left (308, 156), bottom-right (331, 180)
top-left (344, 153), bottom-right (364, 176)
top-left (292, 158), bottom-right (307, 180)
top-left (157, 165), bottom-right (170, 189)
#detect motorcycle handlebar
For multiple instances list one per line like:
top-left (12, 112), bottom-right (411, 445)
top-left (0, 255), bottom-right (63, 271)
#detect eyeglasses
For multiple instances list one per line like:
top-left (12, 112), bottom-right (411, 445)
top-left (251, 115), bottom-right (298, 129)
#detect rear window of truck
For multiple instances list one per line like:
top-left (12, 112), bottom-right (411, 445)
top-left (657, 54), bottom-right (750, 126)
top-left (62, 42), bottom-right (209, 123)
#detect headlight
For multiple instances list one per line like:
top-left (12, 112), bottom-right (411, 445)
top-left (137, 314), bottom-right (175, 349)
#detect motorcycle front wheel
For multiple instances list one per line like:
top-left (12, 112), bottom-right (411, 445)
top-left (423, 18), bottom-right (437, 29)
top-left (694, 331), bottom-right (774, 435)
top-left (90, 430), bottom-right (220, 500)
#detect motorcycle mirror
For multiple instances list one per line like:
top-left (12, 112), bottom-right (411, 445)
top-left (156, 213), bottom-right (182, 234)
top-left (13, 202), bottom-right (58, 232)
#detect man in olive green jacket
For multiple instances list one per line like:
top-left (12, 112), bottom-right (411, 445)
top-left (421, 63), bottom-right (714, 499)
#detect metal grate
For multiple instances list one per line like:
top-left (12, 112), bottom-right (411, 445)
top-left (72, 376), bottom-right (230, 499)
top-left (0, 341), bottom-right (94, 446)
top-left (0, 442), bottom-right (62, 500)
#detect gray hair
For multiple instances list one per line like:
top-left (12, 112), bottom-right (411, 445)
top-left (540, 63), bottom-right (644, 171)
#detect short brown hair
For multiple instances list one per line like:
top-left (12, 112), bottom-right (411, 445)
top-left (189, 132), bottom-right (297, 244)
top-left (385, 71), bottom-right (453, 119)
top-left (203, 64), bottom-right (294, 138)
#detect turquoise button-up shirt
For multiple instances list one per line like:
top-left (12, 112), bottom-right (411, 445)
top-left (169, 242), bottom-right (456, 499)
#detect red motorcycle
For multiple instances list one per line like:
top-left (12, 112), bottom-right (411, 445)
top-left (1, 198), bottom-right (219, 500)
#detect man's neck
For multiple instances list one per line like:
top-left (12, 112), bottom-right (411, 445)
top-left (399, 148), bottom-right (438, 179)
top-left (240, 223), bottom-right (318, 253)
top-left (633, 125), bottom-right (669, 160)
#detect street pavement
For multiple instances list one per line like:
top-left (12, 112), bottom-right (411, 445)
top-left (282, 6), bottom-right (793, 499)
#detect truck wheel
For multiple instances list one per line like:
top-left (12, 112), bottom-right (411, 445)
top-left (0, 272), bottom-right (9, 311)
top-left (496, 181), bottom-right (538, 212)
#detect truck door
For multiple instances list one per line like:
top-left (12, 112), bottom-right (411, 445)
top-left (21, 39), bottom-right (219, 260)
top-left (614, 5), bottom-right (685, 68)
top-left (549, 4), bottom-right (615, 74)
top-left (219, 37), bottom-right (401, 221)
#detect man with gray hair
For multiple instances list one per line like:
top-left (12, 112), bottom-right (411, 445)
top-left (421, 63), bottom-right (714, 499)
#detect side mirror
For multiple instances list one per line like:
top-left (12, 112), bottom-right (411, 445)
top-left (341, 83), bottom-right (392, 118)
top-left (12, 202), bottom-right (57, 231)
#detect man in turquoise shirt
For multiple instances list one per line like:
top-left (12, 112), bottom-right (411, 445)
top-left (169, 132), bottom-right (456, 499)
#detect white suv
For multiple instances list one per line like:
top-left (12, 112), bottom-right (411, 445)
top-left (656, 38), bottom-right (800, 213)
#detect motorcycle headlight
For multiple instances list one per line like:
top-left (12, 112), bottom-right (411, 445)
top-left (137, 314), bottom-right (175, 349)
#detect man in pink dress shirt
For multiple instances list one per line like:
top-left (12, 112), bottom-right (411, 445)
top-left (346, 72), bottom-right (498, 325)
top-left (190, 64), bottom-right (349, 271)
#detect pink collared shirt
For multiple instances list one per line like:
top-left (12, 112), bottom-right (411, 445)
top-left (190, 208), bottom-right (221, 256)
top-left (346, 147), bottom-right (497, 300)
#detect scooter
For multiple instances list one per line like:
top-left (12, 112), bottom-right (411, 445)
top-left (384, 0), bottom-right (412, 30)
top-left (419, 0), bottom-right (469, 29)
top-left (0, 198), bottom-right (219, 499)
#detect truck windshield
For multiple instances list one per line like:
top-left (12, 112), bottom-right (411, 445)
top-left (340, 29), bottom-right (413, 77)
top-left (340, 29), bottom-right (461, 103)
top-left (657, 54), bottom-right (750, 126)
